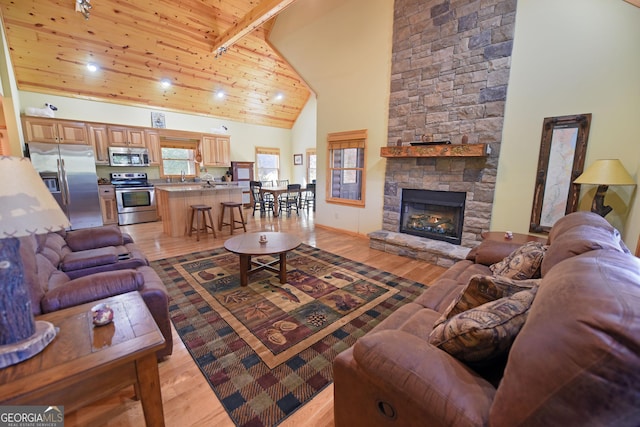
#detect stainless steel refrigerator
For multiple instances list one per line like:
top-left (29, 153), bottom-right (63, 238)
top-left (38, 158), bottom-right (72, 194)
top-left (28, 142), bottom-right (103, 230)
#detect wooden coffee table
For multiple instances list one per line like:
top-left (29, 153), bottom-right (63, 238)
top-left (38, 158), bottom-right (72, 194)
top-left (0, 291), bottom-right (166, 427)
top-left (224, 231), bottom-right (302, 286)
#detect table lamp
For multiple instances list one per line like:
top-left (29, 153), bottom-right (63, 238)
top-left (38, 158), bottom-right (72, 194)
top-left (573, 159), bottom-right (636, 217)
top-left (0, 156), bottom-right (70, 368)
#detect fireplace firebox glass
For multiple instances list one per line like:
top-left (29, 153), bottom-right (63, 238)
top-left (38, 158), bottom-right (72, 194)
top-left (399, 189), bottom-right (466, 245)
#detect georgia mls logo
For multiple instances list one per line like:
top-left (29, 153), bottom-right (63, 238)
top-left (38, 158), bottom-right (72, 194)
top-left (0, 405), bottom-right (64, 427)
top-left (44, 406), bottom-right (63, 418)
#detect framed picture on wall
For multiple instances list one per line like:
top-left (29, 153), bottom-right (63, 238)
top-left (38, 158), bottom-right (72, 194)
top-left (151, 112), bottom-right (166, 128)
top-left (293, 153), bottom-right (303, 165)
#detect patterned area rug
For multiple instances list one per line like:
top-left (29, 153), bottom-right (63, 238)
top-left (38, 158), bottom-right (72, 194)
top-left (151, 244), bottom-right (428, 426)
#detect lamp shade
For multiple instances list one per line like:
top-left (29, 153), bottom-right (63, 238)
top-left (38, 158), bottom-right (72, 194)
top-left (0, 156), bottom-right (70, 237)
top-left (573, 159), bottom-right (636, 186)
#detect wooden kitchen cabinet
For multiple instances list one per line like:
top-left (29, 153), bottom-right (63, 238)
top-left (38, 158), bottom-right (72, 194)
top-left (107, 126), bottom-right (147, 148)
top-left (88, 124), bottom-right (110, 164)
top-left (23, 117), bottom-right (89, 145)
top-left (202, 135), bottom-right (230, 167)
top-left (145, 130), bottom-right (162, 166)
top-left (98, 185), bottom-right (118, 225)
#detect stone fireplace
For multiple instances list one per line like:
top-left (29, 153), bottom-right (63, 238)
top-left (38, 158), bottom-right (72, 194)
top-left (400, 189), bottom-right (466, 245)
top-left (369, 0), bottom-right (517, 267)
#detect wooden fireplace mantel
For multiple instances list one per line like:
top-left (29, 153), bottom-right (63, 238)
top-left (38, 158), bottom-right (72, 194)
top-left (380, 143), bottom-right (489, 158)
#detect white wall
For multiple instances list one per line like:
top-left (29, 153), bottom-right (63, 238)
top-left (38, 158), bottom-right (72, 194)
top-left (271, 0), bottom-right (394, 235)
top-left (291, 96), bottom-right (317, 186)
top-left (493, 0), bottom-right (640, 247)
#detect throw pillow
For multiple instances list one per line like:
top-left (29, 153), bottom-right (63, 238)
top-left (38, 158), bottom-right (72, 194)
top-left (490, 241), bottom-right (548, 280)
top-left (435, 274), bottom-right (541, 326)
top-left (428, 288), bottom-right (538, 363)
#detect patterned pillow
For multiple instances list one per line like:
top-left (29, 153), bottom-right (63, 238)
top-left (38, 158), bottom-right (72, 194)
top-left (490, 241), bottom-right (548, 279)
top-left (428, 288), bottom-right (538, 363)
top-left (435, 275), bottom-right (541, 327)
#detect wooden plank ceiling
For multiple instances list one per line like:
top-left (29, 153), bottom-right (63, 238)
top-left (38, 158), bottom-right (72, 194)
top-left (0, 0), bottom-right (310, 129)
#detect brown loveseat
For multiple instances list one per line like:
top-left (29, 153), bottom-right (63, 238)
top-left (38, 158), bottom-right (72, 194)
top-left (333, 211), bottom-right (640, 426)
top-left (19, 225), bottom-right (173, 359)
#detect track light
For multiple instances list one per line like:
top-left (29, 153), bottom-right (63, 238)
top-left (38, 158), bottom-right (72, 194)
top-left (75, 0), bottom-right (92, 20)
top-left (215, 46), bottom-right (227, 59)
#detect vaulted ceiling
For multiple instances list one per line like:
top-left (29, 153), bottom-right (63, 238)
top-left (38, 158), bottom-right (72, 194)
top-left (0, 0), bottom-right (311, 129)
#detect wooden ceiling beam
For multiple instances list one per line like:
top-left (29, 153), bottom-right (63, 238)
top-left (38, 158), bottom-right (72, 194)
top-left (211, 0), bottom-right (297, 55)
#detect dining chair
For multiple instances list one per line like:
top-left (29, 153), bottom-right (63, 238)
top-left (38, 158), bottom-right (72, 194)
top-left (302, 183), bottom-right (316, 211)
top-left (259, 180), bottom-right (275, 205)
top-left (279, 184), bottom-right (301, 215)
top-left (249, 181), bottom-right (273, 216)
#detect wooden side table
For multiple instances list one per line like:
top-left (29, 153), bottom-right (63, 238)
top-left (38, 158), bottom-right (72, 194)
top-left (0, 291), bottom-right (165, 427)
top-left (482, 231), bottom-right (548, 245)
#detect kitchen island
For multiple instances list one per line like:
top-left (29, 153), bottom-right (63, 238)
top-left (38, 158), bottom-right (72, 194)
top-left (155, 184), bottom-right (243, 237)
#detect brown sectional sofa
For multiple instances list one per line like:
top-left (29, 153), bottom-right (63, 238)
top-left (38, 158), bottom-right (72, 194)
top-left (19, 225), bottom-right (173, 359)
top-left (334, 211), bottom-right (640, 426)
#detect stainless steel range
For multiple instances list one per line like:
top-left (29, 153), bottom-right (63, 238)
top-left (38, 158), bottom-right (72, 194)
top-left (110, 172), bottom-right (158, 225)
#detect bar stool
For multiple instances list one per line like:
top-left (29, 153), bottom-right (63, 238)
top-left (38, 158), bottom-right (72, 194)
top-left (219, 201), bottom-right (247, 235)
top-left (188, 204), bottom-right (216, 241)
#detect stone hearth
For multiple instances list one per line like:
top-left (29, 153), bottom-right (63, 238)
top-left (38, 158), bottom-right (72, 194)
top-left (369, 230), bottom-right (471, 268)
top-left (370, 0), bottom-right (517, 262)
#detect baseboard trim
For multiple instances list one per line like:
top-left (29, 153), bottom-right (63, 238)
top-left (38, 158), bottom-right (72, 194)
top-left (314, 223), bottom-right (368, 239)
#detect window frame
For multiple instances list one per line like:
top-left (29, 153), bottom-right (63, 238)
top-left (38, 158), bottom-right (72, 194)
top-left (159, 140), bottom-right (198, 179)
top-left (326, 129), bottom-right (367, 207)
top-left (255, 146), bottom-right (281, 183)
top-left (306, 148), bottom-right (317, 185)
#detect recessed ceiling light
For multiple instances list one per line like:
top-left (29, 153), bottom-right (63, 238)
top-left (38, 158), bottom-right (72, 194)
top-left (215, 90), bottom-right (225, 99)
top-left (86, 62), bottom-right (98, 72)
top-left (275, 93), bottom-right (284, 101)
top-left (160, 78), bottom-right (172, 88)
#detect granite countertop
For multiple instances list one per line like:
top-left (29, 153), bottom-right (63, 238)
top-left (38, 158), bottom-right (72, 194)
top-left (155, 184), bottom-right (242, 192)
top-left (151, 180), bottom-right (237, 186)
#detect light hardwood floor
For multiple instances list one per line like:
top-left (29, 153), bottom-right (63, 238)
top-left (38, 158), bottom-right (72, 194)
top-left (64, 209), bottom-right (446, 427)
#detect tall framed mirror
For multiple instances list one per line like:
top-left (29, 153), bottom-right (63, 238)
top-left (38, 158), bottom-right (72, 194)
top-left (530, 113), bottom-right (592, 233)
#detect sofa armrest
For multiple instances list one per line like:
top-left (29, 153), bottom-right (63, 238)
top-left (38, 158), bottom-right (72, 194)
top-left (64, 225), bottom-right (124, 251)
top-left (59, 247), bottom-right (119, 272)
top-left (135, 266), bottom-right (173, 358)
top-left (468, 239), bottom-right (523, 266)
top-left (351, 330), bottom-right (495, 426)
top-left (41, 270), bottom-right (143, 313)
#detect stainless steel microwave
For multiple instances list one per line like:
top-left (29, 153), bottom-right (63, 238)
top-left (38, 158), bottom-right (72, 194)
top-left (108, 147), bottom-right (150, 167)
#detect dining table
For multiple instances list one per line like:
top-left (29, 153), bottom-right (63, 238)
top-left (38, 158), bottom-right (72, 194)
top-left (259, 186), bottom-right (302, 216)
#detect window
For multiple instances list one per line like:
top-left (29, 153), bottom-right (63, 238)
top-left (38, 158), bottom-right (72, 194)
top-left (255, 147), bottom-right (280, 182)
top-left (327, 129), bottom-right (366, 207)
top-left (306, 149), bottom-right (316, 185)
top-left (160, 141), bottom-right (197, 177)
